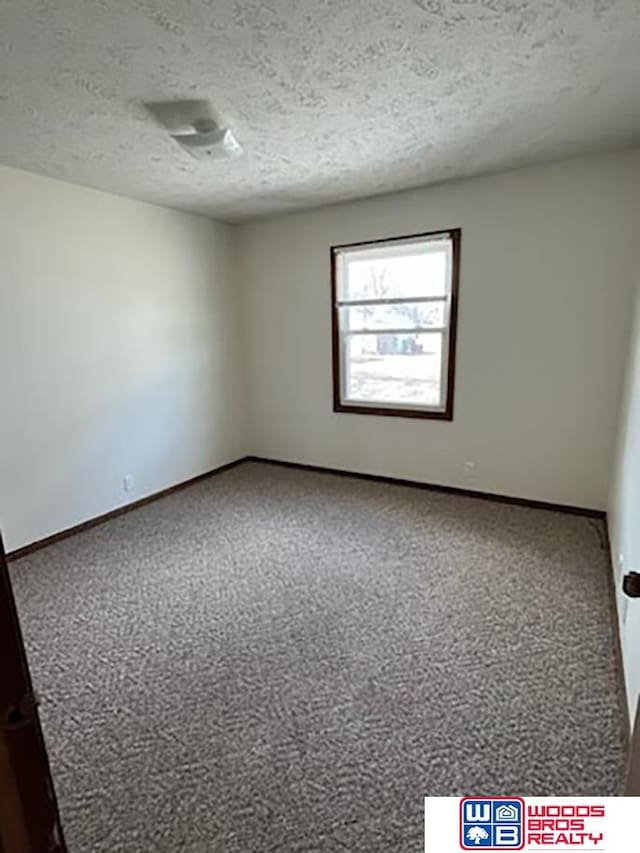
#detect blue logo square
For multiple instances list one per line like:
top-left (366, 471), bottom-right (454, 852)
top-left (460, 799), bottom-right (523, 850)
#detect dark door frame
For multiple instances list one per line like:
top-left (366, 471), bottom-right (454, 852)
top-left (0, 532), bottom-right (67, 852)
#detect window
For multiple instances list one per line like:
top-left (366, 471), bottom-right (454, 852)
top-left (331, 229), bottom-right (461, 420)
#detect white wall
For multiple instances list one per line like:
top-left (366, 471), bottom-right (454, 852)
top-left (238, 149), bottom-right (640, 510)
top-left (609, 276), bottom-right (640, 726)
top-left (0, 165), bottom-right (246, 552)
top-left (3, 149), bottom-right (639, 555)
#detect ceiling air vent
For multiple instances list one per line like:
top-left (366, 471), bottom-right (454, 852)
top-left (143, 100), bottom-right (243, 160)
top-left (172, 120), bottom-right (242, 160)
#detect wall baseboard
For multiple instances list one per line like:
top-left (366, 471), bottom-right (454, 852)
top-left (7, 454), bottom-right (605, 561)
top-left (245, 456), bottom-right (606, 519)
top-left (6, 458), bottom-right (248, 562)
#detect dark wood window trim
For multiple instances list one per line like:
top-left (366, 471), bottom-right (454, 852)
top-left (330, 228), bottom-right (461, 421)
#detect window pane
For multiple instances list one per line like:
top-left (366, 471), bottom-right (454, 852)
top-left (344, 332), bottom-right (443, 408)
top-left (339, 244), bottom-right (449, 301)
top-left (340, 301), bottom-right (445, 332)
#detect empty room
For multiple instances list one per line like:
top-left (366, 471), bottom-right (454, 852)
top-left (2, 1), bottom-right (640, 851)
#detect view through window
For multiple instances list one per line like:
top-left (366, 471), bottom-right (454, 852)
top-left (331, 229), bottom-right (460, 419)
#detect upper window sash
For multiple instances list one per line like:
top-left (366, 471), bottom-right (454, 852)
top-left (333, 233), bottom-right (453, 305)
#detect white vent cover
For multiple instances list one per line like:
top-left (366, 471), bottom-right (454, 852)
top-left (143, 101), bottom-right (243, 160)
top-left (171, 126), bottom-right (243, 160)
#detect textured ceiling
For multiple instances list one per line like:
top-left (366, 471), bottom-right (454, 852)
top-left (1, 1), bottom-right (640, 222)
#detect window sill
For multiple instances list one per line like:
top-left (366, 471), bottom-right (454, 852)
top-left (333, 401), bottom-right (453, 421)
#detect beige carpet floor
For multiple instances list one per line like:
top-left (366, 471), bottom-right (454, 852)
top-left (9, 461), bottom-right (627, 851)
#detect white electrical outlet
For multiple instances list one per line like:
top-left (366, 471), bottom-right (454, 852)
top-left (123, 474), bottom-right (134, 493)
top-left (463, 461), bottom-right (476, 480)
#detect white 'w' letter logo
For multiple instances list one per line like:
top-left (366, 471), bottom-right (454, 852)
top-left (465, 804), bottom-right (490, 823)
